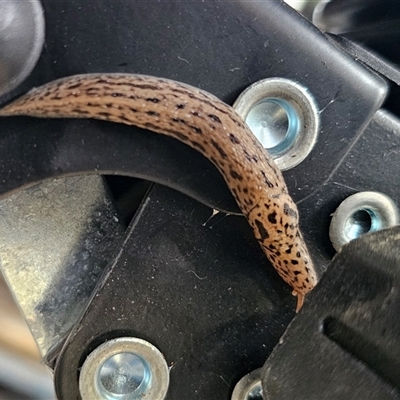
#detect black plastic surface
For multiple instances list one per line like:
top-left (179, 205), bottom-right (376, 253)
top-left (298, 110), bottom-right (400, 269)
top-left (54, 184), bottom-right (295, 400)
top-left (261, 226), bottom-right (400, 399)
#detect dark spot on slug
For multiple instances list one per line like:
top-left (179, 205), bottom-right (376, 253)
top-left (172, 117), bottom-right (186, 125)
top-left (243, 188), bottom-right (248, 194)
top-left (144, 122), bottom-right (158, 130)
top-left (291, 260), bottom-right (299, 265)
top-left (97, 111), bottom-right (112, 117)
top-left (208, 114), bottom-right (222, 124)
top-left (268, 212), bottom-right (277, 224)
top-left (190, 125), bottom-right (203, 134)
top-left (67, 83), bottom-right (82, 90)
top-left (146, 111), bottom-right (159, 117)
top-left (231, 117), bottom-right (244, 127)
top-left (296, 251), bottom-right (301, 258)
top-left (146, 98), bottom-right (160, 103)
top-left (112, 92), bottom-right (124, 97)
top-left (190, 140), bottom-right (206, 152)
top-left (211, 139), bottom-right (228, 159)
top-left (175, 132), bottom-right (189, 141)
top-left (230, 169), bottom-right (243, 181)
top-left (229, 133), bottom-right (240, 144)
top-left (283, 203), bottom-right (298, 219)
top-left (113, 81), bottom-right (160, 91)
top-left (119, 115), bottom-right (132, 123)
top-left (243, 150), bottom-right (252, 162)
top-left (176, 103), bottom-right (186, 109)
top-left (261, 171), bottom-right (274, 188)
top-left (294, 270), bottom-right (301, 275)
top-left (244, 198), bottom-right (254, 206)
top-left (254, 219), bottom-right (269, 240)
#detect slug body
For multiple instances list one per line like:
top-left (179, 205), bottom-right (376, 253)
top-left (0, 73), bottom-right (317, 310)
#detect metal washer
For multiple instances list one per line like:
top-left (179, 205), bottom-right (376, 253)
top-left (0, 0), bottom-right (45, 96)
top-left (329, 191), bottom-right (400, 251)
top-left (231, 368), bottom-right (263, 400)
top-left (233, 77), bottom-right (319, 171)
top-left (79, 337), bottom-right (170, 400)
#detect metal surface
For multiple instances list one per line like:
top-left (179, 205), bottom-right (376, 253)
top-left (261, 226), bottom-right (400, 399)
top-left (79, 337), bottom-right (169, 400)
top-left (0, 0), bottom-right (45, 97)
top-left (329, 191), bottom-right (399, 251)
top-left (53, 183), bottom-right (296, 400)
top-left (0, 175), bottom-right (124, 358)
top-left (231, 369), bottom-right (263, 400)
top-left (233, 78), bottom-right (319, 170)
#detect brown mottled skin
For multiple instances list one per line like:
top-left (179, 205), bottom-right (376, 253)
top-left (0, 74), bottom-right (318, 310)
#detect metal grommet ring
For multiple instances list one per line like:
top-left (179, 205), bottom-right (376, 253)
top-left (329, 191), bottom-right (400, 252)
top-left (79, 337), bottom-right (169, 400)
top-left (0, 0), bottom-right (45, 97)
top-left (233, 78), bottom-right (319, 171)
top-left (231, 368), bottom-right (263, 400)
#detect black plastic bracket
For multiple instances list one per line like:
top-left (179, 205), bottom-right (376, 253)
top-left (54, 184), bottom-right (296, 400)
top-left (261, 226), bottom-right (400, 399)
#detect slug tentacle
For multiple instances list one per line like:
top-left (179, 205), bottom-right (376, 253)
top-left (0, 73), bottom-right (318, 310)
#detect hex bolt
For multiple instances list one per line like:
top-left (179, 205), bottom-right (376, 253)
top-left (79, 337), bottom-right (169, 400)
top-left (329, 191), bottom-right (400, 251)
top-left (233, 78), bottom-right (319, 171)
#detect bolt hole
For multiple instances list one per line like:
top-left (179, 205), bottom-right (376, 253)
top-left (98, 353), bottom-right (151, 399)
top-left (245, 98), bottom-right (299, 156)
top-left (344, 209), bottom-right (380, 241)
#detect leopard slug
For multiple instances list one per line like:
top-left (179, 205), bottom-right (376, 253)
top-left (0, 73), bottom-right (318, 310)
